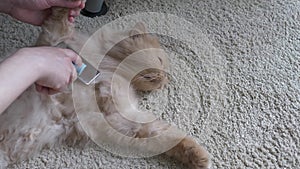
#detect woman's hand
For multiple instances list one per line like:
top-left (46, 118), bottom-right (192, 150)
top-left (0, 46), bottom-right (82, 113)
top-left (1, 0), bottom-right (85, 25)
top-left (15, 47), bottom-right (82, 95)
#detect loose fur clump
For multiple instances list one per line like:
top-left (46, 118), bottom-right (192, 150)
top-left (0, 2), bottom-right (210, 169)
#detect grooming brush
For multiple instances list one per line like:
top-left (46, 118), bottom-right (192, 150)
top-left (73, 57), bottom-right (100, 85)
top-left (54, 42), bottom-right (100, 85)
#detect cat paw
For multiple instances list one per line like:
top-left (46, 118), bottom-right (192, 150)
top-left (166, 137), bottom-right (211, 169)
top-left (187, 145), bottom-right (211, 169)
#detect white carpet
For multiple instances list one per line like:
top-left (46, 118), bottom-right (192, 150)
top-left (0, 0), bottom-right (299, 168)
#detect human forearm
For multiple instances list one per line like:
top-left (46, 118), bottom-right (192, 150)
top-left (0, 0), bottom-right (12, 14)
top-left (0, 47), bottom-right (81, 114)
top-left (0, 0), bottom-right (84, 25)
top-left (0, 50), bottom-right (40, 114)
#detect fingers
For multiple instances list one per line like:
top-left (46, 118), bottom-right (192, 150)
top-left (10, 0), bottom-right (85, 25)
top-left (73, 55), bottom-right (82, 67)
top-left (61, 48), bottom-right (82, 66)
top-left (71, 65), bottom-right (78, 82)
top-left (68, 2), bottom-right (84, 22)
top-left (11, 8), bottom-right (51, 26)
top-left (36, 83), bottom-right (71, 95)
top-left (69, 53), bottom-right (80, 83)
top-left (35, 84), bottom-right (60, 95)
top-left (59, 48), bottom-right (80, 83)
top-left (48, 0), bottom-right (82, 9)
top-left (69, 8), bottom-right (81, 16)
top-left (34, 47), bottom-right (80, 95)
top-left (68, 16), bottom-right (75, 23)
top-left (60, 48), bottom-right (81, 83)
top-left (68, 9), bottom-right (80, 23)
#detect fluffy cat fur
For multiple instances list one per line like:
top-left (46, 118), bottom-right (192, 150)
top-left (0, 3), bottom-right (210, 169)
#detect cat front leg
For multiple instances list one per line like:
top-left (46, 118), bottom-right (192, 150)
top-left (36, 7), bottom-right (72, 46)
top-left (36, 0), bottom-right (85, 46)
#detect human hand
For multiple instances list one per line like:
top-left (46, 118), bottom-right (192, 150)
top-left (16, 47), bottom-right (82, 95)
top-left (2, 0), bottom-right (85, 25)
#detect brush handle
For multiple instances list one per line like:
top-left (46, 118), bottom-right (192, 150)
top-left (73, 62), bottom-right (87, 75)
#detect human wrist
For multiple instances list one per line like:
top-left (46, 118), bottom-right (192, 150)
top-left (13, 48), bottom-right (46, 82)
top-left (0, 0), bottom-right (13, 15)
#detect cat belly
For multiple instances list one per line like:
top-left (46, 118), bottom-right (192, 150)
top-left (0, 87), bottom-right (73, 166)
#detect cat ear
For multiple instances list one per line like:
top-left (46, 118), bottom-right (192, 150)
top-left (129, 22), bottom-right (147, 37)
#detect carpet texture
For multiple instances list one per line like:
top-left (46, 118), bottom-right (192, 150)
top-left (0, 0), bottom-right (299, 168)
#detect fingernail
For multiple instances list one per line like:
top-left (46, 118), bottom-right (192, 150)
top-left (69, 16), bottom-right (75, 23)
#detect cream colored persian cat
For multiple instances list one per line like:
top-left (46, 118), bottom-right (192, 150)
top-left (0, 4), bottom-right (210, 169)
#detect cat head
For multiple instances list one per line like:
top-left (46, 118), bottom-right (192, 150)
top-left (107, 22), bottom-right (168, 66)
top-left (107, 22), bottom-right (169, 91)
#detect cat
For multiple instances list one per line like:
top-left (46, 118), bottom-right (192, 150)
top-left (0, 3), bottom-right (210, 169)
